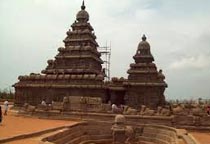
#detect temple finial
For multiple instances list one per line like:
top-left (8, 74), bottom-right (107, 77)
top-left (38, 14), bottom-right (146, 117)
top-left (142, 34), bottom-right (147, 41)
top-left (81, 0), bottom-right (86, 10)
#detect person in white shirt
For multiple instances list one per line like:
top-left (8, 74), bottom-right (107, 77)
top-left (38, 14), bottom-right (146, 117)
top-left (4, 100), bottom-right (9, 115)
top-left (112, 103), bottom-right (123, 113)
top-left (41, 100), bottom-right (47, 106)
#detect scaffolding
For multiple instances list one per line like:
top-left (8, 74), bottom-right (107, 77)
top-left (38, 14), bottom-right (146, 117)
top-left (99, 42), bottom-right (111, 81)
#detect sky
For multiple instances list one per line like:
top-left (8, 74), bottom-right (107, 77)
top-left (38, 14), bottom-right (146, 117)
top-left (0, 0), bottom-right (210, 100)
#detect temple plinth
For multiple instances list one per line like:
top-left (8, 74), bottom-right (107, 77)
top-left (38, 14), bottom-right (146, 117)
top-left (124, 35), bottom-right (167, 109)
top-left (14, 1), bottom-right (106, 106)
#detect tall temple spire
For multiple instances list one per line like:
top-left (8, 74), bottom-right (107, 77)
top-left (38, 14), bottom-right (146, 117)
top-left (81, 0), bottom-right (86, 10)
top-left (14, 0), bottom-right (105, 106)
top-left (126, 34), bottom-right (167, 109)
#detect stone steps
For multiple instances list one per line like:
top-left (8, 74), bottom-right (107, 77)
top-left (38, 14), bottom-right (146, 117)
top-left (66, 135), bottom-right (88, 144)
top-left (79, 139), bottom-right (112, 144)
top-left (67, 134), bottom-right (112, 144)
top-left (139, 125), bottom-right (178, 144)
top-left (138, 140), bottom-right (156, 144)
top-left (53, 130), bottom-right (85, 144)
top-left (181, 134), bottom-right (198, 144)
top-left (88, 134), bottom-right (112, 140)
top-left (142, 132), bottom-right (175, 143)
top-left (139, 136), bottom-right (171, 144)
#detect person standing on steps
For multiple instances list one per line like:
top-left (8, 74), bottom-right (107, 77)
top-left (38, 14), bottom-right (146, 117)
top-left (4, 100), bottom-right (9, 115)
top-left (0, 106), bottom-right (2, 124)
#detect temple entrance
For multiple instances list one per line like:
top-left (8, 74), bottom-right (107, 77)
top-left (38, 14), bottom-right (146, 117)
top-left (110, 91), bottom-right (125, 105)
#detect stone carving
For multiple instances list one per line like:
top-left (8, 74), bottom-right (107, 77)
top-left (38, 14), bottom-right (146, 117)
top-left (160, 108), bottom-right (171, 116)
top-left (23, 103), bottom-right (36, 113)
top-left (111, 115), bottom-right (136, 144)
top-left (23, 103), bottom-right (29, 111)
top-left (155, 106), bottom-right (163, 115)
top-left (139, 105), bottom-right (146, 115)
top-left (27, 105), bottom-right (36, 113)
top-left (63, 97), bottom-right (70, 111)
top-left (191, 106), bottom-right (206, 117)
top-left (171, 102), bottom-right (207, 117)
top-left (123, 107), bottom-right (138, 115)
top-left (101, 103), bottom-right (112, 112)
top-left (172, 105), bottom-right (186, 115)
top-left (51, 102), bottom-right (63, 112)
top-left (143, 108), bottom-right (155, 116)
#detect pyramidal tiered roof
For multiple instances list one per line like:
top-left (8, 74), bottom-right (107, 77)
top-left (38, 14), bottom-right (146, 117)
top-left (16, 1), bottom-right (104, 85)
top-left (14, 1), bottom-right (106, 106)
top-left (125, 35), bottom-right (167, 85)
top-left (42, 1), bottom-right (103, 76)
top-left (124, 35), bottom-right (167, 108)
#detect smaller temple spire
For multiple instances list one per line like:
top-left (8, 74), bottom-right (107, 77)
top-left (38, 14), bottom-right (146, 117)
top-left (81, 0), bottom-right (86, 10)
top-left (142, 34), bottom-right (147, 41)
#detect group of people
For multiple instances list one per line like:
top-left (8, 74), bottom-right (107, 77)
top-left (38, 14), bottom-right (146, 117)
top-left (41, 99), bottom-right (55, 107)
top-left (0, 100), bottom-right (9, 124)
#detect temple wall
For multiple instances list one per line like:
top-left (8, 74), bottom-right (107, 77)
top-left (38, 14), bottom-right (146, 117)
top-left (109, 90), bottom-right (125, 105)
top-left (125, 86), bottom-right (165, 109)
top-left (14, 87), bottom-right (106, 106)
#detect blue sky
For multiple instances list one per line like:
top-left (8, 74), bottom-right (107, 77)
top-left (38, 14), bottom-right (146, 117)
top-left (0, 0), bottom-right (210, 100)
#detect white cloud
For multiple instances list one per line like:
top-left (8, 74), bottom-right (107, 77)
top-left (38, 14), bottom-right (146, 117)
top-left (168, 54), bottom-right (210, 70)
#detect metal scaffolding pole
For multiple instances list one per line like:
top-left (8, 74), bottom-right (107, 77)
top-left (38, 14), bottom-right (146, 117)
top-left (99, 42), bottom-right (111, 81)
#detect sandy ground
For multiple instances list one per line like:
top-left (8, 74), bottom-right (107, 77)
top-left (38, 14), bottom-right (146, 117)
top-left (6, 129), bottom-right (65, 144)
top-left (0, 111), bottom-right (77, 139)
top-left (189, 131), bottom-right (210, 144)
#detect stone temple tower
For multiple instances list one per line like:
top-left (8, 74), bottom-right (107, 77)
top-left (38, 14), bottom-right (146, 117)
top-left (124, 35), bottom-right (167, 109)
top-left (13, 1), bottom-right (106, 106)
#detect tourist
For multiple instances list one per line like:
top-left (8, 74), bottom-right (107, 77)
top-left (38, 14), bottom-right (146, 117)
top-left (0, 106), bottom-right (2, 124)
top-left (41, 99), bottom-right (47, 106)
top-left (112, 103), bottom-right (123, 114)
top-left (4, 100), bottom-right (9, 115)
top-left (112, 103), bottom-right (117, 113)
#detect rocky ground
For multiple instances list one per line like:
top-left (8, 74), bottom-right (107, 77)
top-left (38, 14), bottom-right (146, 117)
top-left (190, 131), bottom-right (210, 144)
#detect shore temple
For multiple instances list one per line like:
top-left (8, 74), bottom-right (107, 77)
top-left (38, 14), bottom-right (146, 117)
top-left (13, 1), bottom-right (167, 109)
